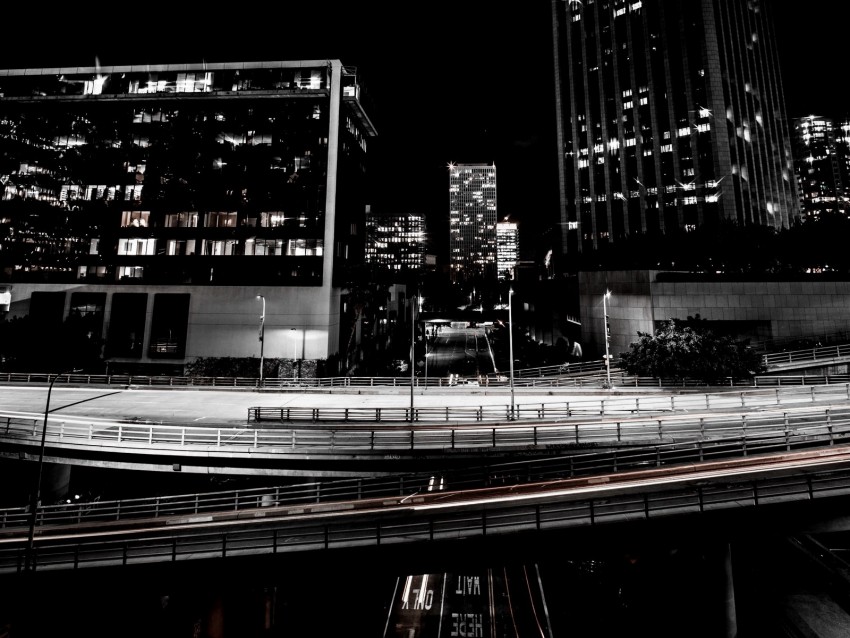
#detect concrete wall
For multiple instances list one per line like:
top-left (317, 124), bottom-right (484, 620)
top-left (578, 270), bottom-right (655, 360)
top-left (4, 282), bottom-right (342, 367)
top-left (579, 271), bottom-right (850, 359)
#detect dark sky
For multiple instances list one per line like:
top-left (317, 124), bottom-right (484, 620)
top-left (0, 3), bottom-right (845, 262)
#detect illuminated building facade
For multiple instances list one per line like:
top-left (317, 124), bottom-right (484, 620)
top-left (448, 162), bottom-right (497, 281)
top-left (496, 220), bottom-right (519, 280)
top-left (0, 59), bottom-right (376, 373)
top-left (551, 0), bottom-right (800, 255)
top-left (792, 116), bottom-right (850, 220)
top-left (364, 209), bottom-right (427, 275)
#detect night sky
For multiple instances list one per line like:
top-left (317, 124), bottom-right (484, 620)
top-left (0, 3), bottom-right (845, 263)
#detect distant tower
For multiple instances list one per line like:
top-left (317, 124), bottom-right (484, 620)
top-left (792, 116), bottom-right (849, 220)
top-left (551, 0), bottom-right (800, 255)
top-left (496, 219), bottom-right (519, 280)
top-left (365, 208), bottom-right (427, 276)
top-left (448, 162), bottom-right (497, 281)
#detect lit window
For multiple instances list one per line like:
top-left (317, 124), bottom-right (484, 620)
top-left (118, 238), bottom-right (156, 256)
top-left (205, 211), bottom-right (237, 228)
top-left (121, 211), bottom-right (150, 228)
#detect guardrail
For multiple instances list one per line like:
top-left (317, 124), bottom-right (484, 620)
top-left (4, 385), bottom-right (850, 457)
top-left (0, 370), bottom-right (617, 390)
top-left (763, 343), bottom-right (850, 368)
top-left (4, 369), bottom-right (850, 390)
top-left (246, 383), bottom-right (850, 424)
top-left (5, 452), bottom-right (850, 574)
top-left (513, 360), bottom-right (608, 378)
top-left (1, 418), bottom-right (847, 534)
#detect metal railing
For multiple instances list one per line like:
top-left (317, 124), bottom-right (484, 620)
top-left (4, 368), bottom-right (850, 391)
top-left (1, 415), bottom-right (848, 535)
top-left (247, 383), bottom-right (850, 423)
top-left (5, 453), bottom-right (850, 574)
top-left (763, 343), bottom-right (850, 368)
top-left (4, 385), bottom-right (850, 456)
top-left (0, 370), bottom-right (615, 390)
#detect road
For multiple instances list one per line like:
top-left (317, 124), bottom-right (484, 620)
top-left (0, 381), bottom-right (846, 428)
top-left (425, 326), bottom-right (496, 381)
top-left (0, 383), bottom-right (634, 428)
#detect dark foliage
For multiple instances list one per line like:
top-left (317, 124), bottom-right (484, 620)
top-left (619, 318), bottom-right (765, 382)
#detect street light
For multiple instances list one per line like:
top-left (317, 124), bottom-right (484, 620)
top-left (290, 328), bottom-right (298, 379)
top-left (26, 368), bottom-right (80, 571)
top-left (603, 289), bottom-right (612, 388)
top-left (409, 293), bottom-right (418, 420)
top-left (419, 297), bottom-right (427, 392)
top-left (257, 295), bottom-right (265, 383)
top-left (508, 287), bottom-right (515, 419)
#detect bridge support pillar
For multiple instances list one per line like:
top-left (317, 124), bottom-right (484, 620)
top-left (204, 593), bottom-right (225, 638)
top-left (723, 542), bottom-right (738, 638)
top-left (41, 462), bottom-right (71, 504)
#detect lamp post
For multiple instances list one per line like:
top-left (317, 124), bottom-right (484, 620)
top-left (290, 328), bottom-right (298, 380)
top-left (26, 368), bottom-right (79, 571)
top-left (409, 293), bottom-right (417, 420)
top-left (419, 297), bottom-right (426, 392)
top-left (257, 295), bottom-right (265, 383)
top-left (508, 287), bottom-right (515, 420)
top-left (603, 289), bottom-right (612, 388)
top-left (424, 330), bottom-right (429, 393)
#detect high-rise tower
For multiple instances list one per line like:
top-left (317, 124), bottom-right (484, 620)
top-left (365, 209), bottom-right (427, 276)
top-left (0, 59), bottom-right (376, 374)
top-left (792, 116), bottom-right (850, 220)
top-left (448, 162), bottom-right (497, 281)
top-left (551, 0), bottom-right (800, 255)
top-left (496, 220), bottom-right (519, 280)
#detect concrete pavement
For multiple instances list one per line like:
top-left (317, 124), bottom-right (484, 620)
top-left (0, 383), bottom-right (682, 427)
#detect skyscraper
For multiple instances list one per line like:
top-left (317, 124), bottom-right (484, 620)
top-left (448, 162), bottom-right (497, 281)
top-left (792, 115), bottom-right (850, 220)
top-left (0, 59), bottom-right (376, 374)
top-left (550, 0), bottom-right (800, 255)
top-left (365, 208), bottom-right (427, 276)
top-left (496, 220), bottom-right (519, 280)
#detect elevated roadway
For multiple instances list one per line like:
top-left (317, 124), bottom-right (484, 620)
top-left (4, 444), bottom-right (850, 575)
top-left (2, 384), bottom-right (850, 477)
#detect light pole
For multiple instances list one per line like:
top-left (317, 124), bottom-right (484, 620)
top-left (409, 293), bottom-right (417, 420)
top-left (257, 295), bottom-right (265, 383)
top-left (419, 297), bottom-right (427, 392)
top-left (603, 289), bottom-right (612, 388)
top-left (26, 368), bottom-right (79, 571)
top-left (290, 328), bottom-right (298, 379)
top-left (508, 287), bottom-right (515, 419)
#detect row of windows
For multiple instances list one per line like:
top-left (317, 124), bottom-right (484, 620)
top-left (0, 68), bottom-right (331, 100)
top-left (118, 211), bottom-right (315, 229)
top-left (115, 238), bottom-right (323, 257)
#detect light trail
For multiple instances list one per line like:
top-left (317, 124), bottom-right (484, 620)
top-left (6, 444), bottom-right (850, 546)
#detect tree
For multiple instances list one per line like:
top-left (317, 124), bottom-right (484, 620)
top-left (619, 318), bottom-right (765, 383)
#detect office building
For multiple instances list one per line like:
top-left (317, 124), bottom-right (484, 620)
top-left (551, 0), bottom-right (800, 255)
top-left (792, 115), bottom-right (850, 220)
top-left (448, 162), bottom-right (497, 281)
top-left (496, 220), bottom-right (519, 280)
top-left (364, 208), bottom-right (427, 276)
top-left (0, 59), bottom-right (376, 374)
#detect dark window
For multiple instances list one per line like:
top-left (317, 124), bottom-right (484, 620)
top-left (107, 293), bottom-right (148, 358)
top-left (148, 294), bottom-right (190, 358)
